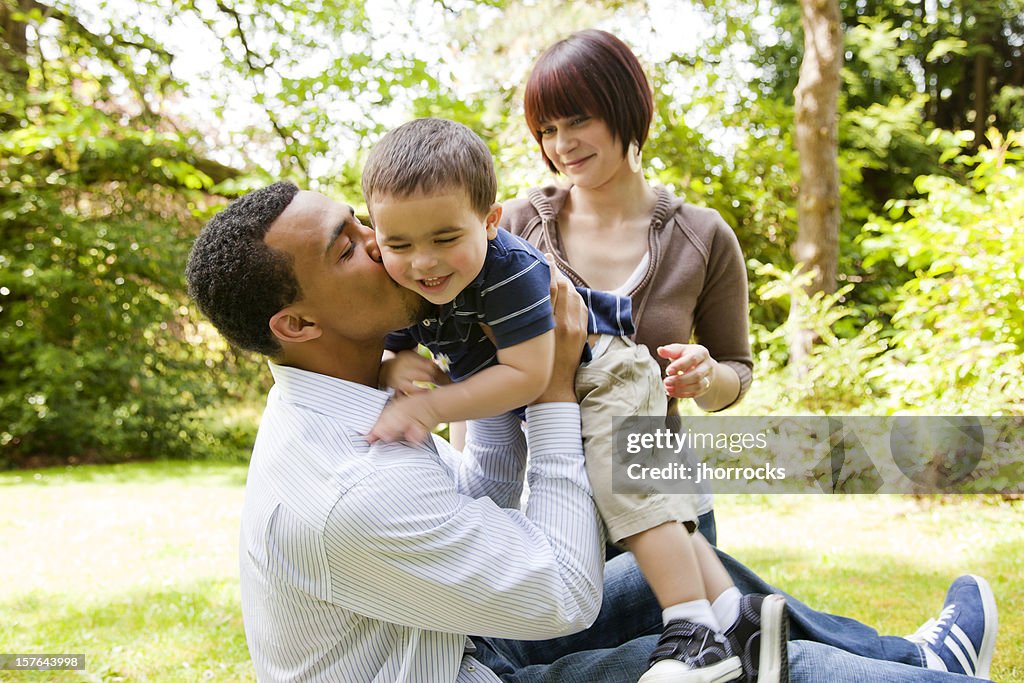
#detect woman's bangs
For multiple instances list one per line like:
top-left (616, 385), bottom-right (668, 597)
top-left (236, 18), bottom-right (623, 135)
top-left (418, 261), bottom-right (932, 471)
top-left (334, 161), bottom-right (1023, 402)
top-left (525, 65), bottom-right (599, 133)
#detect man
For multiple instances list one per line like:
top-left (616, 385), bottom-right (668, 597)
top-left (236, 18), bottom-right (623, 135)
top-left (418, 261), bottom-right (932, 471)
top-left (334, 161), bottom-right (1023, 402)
top-left (186, 181), bottom-right (995, 682)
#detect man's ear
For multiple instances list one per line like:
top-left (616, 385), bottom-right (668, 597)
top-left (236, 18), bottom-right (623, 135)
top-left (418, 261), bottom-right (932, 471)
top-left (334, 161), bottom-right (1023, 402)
top-left (485, 202), bottom-right (502, 240)
top-left (269, 308), bottom-right (322, 344)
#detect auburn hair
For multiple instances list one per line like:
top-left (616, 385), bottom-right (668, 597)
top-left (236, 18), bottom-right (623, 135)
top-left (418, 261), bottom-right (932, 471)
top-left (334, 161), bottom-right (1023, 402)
top-left (524, 29), bottom-right (653, 173)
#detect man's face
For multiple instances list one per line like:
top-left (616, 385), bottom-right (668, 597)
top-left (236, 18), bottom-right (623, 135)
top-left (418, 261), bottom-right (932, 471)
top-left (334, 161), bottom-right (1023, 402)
top-left (264, 190), bottom-right (427, 343)
top-left (371, 190), bottom-right (500, 306)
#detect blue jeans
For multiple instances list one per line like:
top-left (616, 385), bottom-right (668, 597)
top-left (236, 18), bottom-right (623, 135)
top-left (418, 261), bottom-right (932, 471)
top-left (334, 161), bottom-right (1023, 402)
top-left (471, 514), bottom-right (976, 682)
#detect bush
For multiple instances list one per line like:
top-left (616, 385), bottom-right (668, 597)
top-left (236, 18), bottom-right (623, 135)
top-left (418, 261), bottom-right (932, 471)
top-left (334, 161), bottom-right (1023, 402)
top-left (861, 129), bottom-right (1024, 415)
top-left (0, 105), bottom-right (266, 468)
top-left (743, 129), bottom-right (1023, 419)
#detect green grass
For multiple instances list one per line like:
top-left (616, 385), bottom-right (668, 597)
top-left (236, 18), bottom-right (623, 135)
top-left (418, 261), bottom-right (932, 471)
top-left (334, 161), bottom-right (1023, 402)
top-left (0, 462), bottom-right (250, 682)
top-left (715, 494), bottom-right (1024, 682)
top-left (1, 463), bottom-right (1021, 681)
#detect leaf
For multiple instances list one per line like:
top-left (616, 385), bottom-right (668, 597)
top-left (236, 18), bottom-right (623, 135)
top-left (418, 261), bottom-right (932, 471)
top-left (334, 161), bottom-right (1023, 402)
top-left (926, 38), bottom-right (968, 63)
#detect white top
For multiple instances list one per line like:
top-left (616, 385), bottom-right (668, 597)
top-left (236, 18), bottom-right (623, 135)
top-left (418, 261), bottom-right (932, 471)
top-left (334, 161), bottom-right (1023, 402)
top-left (608, 251), bottom-right (651, 298)
top-left (239, 362), bottom-right (603, 682)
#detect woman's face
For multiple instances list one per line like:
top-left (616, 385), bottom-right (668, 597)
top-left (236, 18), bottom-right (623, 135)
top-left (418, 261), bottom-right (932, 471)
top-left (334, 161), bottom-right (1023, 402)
top-left (538, 115), bottom-right (628, 189)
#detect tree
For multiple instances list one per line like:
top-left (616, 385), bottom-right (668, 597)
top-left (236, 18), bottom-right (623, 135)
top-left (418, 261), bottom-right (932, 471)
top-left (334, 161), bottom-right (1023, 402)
top-left (0, 0), bottom-right (472, 466)
top-left (0, 0), bottom-right (252, 465)
top-left (790, 0), bottom-right (843, 363)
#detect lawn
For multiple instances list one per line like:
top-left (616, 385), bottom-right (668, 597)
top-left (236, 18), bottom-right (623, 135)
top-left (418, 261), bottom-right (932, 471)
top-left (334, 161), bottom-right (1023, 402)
top-left (1, 462), bottom-right (1021, 682)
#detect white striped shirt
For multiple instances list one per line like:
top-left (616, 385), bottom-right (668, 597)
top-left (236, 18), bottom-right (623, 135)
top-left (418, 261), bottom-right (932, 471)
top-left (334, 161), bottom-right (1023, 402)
top-left (239, 362), bottom-right (603, 682)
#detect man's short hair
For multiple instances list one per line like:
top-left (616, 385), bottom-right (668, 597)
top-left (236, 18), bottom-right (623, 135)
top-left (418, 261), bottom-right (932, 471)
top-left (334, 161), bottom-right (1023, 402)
top-left (524, 29), bottom-right (653, 174)
top-left (185, 181), bottom-right (301, 357)
top-left (362, 118), bottom-right (497, 218)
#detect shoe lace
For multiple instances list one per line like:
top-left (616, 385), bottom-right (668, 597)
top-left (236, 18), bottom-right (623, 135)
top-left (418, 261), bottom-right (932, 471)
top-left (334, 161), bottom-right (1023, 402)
top-left (907, 604), bottom-right (956, 647)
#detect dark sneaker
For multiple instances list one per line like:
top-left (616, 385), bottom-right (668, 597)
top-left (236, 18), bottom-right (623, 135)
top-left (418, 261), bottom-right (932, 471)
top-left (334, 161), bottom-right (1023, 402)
top-left (906, 575), bottom-right (998, 678)
top-left (723, 594), bottom-right (789, 683)
top-left (639, 619), bottom-right (742, 683)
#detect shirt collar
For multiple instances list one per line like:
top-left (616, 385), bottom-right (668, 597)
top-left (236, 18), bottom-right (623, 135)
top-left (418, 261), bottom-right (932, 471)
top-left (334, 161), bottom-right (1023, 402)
top-left (268, 361), bottom-right (390, 435)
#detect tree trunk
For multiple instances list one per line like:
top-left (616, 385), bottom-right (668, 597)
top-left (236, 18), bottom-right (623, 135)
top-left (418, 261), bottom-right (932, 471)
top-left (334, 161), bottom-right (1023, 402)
top-left (0, 0), bottom-right (29, 75)
top-left (790, 0), bottom-right (843, 366)
top-left (0, 0), bottom-right (32, 129)
top-left (972, 43), bottom-right (990, 146)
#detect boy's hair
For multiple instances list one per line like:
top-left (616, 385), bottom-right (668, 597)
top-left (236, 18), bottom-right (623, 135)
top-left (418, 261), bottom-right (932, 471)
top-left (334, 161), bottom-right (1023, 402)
top-left (362, 118), bottom-right (497, 218)
top-left (524, 29), bottom-right (653, 173)
top-left (185, 181), bottom-right (301, 357)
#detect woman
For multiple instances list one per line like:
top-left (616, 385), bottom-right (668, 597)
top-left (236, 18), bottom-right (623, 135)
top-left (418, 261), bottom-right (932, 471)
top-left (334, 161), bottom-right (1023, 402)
top-left (440, 32), bottom-right (998, 681)
top-left (501, 28), bottom-right (754, 545)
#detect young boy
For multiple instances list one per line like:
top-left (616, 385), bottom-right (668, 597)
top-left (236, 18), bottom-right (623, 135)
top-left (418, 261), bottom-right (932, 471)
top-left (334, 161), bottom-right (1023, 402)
top-left (362, 117), bottom-right (788, 683)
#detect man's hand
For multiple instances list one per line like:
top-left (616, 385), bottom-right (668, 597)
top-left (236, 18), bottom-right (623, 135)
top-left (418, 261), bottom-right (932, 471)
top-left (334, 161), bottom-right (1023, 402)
top-left (368, 393), bottom-right (440, 444)
top-left (379, 349), bottom-right (449, 395)
top-left (532, 254), bottom-right (587, 405)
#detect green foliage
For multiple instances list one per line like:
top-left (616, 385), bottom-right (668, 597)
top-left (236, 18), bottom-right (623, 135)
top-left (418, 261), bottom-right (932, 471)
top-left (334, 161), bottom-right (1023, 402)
top-left (3, 0), bottom-right (1021, 467)
top-left (754, 0), bottom-right (1024, 134)
top-left (745, 130), bottom-right (1023, 417)
top-left (748, 265), bottom-right (889, 413)
top-left (0, 4), bottom-right (265, 468)
top-left (0, 115), bottom-right (261, 465)
top-left (861, 129), bottom-right (1024, 414)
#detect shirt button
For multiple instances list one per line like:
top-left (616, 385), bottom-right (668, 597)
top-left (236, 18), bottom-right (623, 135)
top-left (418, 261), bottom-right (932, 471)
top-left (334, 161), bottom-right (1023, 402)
top-left (467, 666), bottom-right (476, 672)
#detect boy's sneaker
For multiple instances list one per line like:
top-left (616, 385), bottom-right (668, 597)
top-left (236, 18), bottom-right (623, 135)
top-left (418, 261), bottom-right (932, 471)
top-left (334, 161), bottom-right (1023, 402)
top-left (723, 594), bottom-right (789, 683)
top-left (639, 619), bottom-right (742, 683)
top-left (905, 575), bottom-right (998, 678)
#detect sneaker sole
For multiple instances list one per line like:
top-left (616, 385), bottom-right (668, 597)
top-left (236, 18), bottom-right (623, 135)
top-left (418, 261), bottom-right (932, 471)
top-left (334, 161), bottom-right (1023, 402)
top-left (639, 656), bottom-right (743, 683)
top-left (757, 595), bottom-right (789, 683)
top-left (970, 574), bottom-right (998, 679)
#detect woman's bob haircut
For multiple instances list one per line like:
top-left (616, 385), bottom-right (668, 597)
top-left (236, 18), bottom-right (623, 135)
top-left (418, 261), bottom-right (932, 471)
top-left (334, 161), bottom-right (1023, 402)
top-left (524, 29), bottom-right (654, 174)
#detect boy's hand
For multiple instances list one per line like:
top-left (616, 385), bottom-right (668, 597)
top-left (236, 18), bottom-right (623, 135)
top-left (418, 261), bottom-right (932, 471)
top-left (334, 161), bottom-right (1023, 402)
top-left (379, 350), bottom-right (449, 395)
top-left (367, 393), bottom-right (440, 444)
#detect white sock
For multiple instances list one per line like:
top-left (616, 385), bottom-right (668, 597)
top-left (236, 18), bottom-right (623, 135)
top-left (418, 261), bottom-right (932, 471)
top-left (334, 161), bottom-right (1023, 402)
top-left (662, 599), bottom-right (719, 631)
top-left (712, 587), bottom-right (743, 630)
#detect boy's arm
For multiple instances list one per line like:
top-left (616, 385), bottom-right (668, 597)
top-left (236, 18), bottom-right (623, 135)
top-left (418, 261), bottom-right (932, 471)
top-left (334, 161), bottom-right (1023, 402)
top-left (367, 330), bottom-right (555, 444)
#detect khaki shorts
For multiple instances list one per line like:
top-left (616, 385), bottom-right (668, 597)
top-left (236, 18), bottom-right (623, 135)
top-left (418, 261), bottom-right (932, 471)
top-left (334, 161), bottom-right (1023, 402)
top-left (576, 336), bottom-right (698, 544)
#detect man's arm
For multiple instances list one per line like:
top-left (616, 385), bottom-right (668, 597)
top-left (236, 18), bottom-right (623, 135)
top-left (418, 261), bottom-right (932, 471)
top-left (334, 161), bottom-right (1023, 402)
top-left (447, 412), bottom-right (527, 508)
top-left (442, 256), bottom-right (586, 507)
top-left (323, 265), bottom-right (602, 640)
top-left (324, 406), bottom-right (599, 640)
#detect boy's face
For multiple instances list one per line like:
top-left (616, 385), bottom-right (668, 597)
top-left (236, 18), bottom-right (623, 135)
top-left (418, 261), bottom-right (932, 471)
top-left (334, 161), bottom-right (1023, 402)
top-left (371, 189), bottom-right (501, 306)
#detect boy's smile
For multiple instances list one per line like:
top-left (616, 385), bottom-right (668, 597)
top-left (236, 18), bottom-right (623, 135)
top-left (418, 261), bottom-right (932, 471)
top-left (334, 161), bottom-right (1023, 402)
top-left (370, 190), bottom-right (502, 306)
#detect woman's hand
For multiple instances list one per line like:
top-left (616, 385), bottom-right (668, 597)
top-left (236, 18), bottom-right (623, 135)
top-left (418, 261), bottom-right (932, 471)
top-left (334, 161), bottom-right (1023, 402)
top-left (657, 343), bottom-right (717, 400)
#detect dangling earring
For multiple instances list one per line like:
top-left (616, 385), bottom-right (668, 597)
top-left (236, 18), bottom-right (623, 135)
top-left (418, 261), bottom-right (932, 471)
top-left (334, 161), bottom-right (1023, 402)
top-left (627, 140), bottom-right (642, 174)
